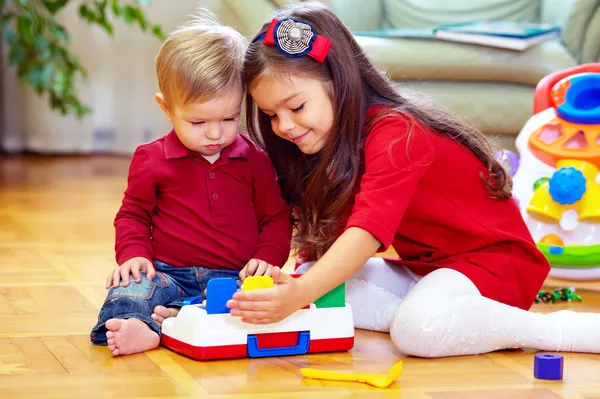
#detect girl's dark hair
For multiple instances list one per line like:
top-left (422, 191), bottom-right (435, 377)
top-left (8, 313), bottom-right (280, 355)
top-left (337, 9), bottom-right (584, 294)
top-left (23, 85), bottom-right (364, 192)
top-left (244, 2), bottom-right (511, 260)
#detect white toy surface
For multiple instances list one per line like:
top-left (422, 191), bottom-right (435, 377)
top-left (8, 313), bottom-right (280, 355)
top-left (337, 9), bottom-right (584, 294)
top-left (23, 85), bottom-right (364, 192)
top-left (508, 64), bottom-right (600, 280)
top-left (161, 276), bottom-right (354, 360)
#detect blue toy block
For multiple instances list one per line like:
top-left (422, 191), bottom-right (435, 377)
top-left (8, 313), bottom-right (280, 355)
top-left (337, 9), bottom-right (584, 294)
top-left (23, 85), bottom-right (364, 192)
top-left (205, 277), bottom-right (238, 314)
top-left (182, 296), bottom-right (201, 306)
top-left (548, 246), bottom-right (564, 255)
top-left (534, 353), bottom-right (563, 380)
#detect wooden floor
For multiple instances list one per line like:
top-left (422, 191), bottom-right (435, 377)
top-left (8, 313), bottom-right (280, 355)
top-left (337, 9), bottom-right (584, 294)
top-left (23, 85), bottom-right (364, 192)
top-left (2, 155), bottom-right (600, 398)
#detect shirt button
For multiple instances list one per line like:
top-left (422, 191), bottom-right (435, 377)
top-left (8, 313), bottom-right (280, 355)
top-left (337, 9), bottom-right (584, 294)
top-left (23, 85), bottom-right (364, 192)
top-left (212, 193), bottom-right (219, 200)
top-left (208, 172), bottom-right (216, 180)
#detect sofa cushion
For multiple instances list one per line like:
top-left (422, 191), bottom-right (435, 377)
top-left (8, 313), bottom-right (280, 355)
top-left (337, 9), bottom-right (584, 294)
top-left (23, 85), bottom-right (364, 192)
top-left (394, 81), bottom-right (536, 135)
top-left (321, 0), bottom-right (383, 30)
top-left (383, 0), bottom-right (541, 28)
top-left (269, 0), bottom-right (383, 30)
top-left (356, 35), bottom-right (577, 85)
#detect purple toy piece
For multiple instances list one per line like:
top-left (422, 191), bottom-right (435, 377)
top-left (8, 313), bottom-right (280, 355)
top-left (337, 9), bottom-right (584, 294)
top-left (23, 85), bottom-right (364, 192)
top-left (534, 353), bottom-right (563, 380)
top-left (494, 149), bottom-right (520, 177)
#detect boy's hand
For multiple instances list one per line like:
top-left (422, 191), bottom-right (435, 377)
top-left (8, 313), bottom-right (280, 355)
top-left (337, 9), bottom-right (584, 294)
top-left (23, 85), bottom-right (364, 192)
top-left (106, 257), bottom-right (155, 289)
top-left (239, 259), bottom-right (274, 281)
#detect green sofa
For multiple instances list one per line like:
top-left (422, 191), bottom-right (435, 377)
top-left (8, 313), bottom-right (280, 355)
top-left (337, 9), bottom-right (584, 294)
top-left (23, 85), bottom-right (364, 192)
top-left (219, 0), bottom-right (600, 148)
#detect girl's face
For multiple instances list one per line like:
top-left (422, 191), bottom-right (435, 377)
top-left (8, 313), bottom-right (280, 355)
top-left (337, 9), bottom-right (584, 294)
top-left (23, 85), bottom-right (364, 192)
top-left (250, 72), bottom-right (334, 154)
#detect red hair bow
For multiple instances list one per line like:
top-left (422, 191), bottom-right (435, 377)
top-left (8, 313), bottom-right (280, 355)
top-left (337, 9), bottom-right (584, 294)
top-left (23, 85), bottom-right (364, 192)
top-left (261, 18), bottom-right (331, 63)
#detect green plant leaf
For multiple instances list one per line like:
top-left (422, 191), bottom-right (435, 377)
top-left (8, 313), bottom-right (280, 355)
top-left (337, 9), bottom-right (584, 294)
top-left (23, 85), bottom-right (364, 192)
top-left (3, 27), bottom-right (19, 45)
top-left (42, 0), bottom-right (72, 14)
top-left (119, 5), bottom-right (134, 24)
top-left (111, 0), bottom-right (120, 15)
top-left (151, 24), bottom-right (165, 40)
top-left (100, 19), bottom-right (113, 35)
top-left (93, 0), bottom-right (108, 23)
top-left (16, 14), bottom-right (35, 44)
top-left (0, 12), bottom-right (14, 29)
top-left (34, 36), bottom-right (52, 60)
top-left (52, 70), bottom-right (69, 95)
top-left (5, 0), bottom-right (164, 118)
top-left (27, 64), bottom-right (52, 90)
top-left (78, 4), bottom-right (96, 22)
top-left (49, 23), bottom-right (69, 42)
top-left (8, 41), bottom-right (26, 66)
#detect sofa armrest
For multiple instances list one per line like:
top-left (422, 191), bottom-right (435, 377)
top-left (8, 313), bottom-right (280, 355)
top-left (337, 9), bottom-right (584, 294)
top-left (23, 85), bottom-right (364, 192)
top-left (221, 0), bottom-right (278, 38)
top-left (543, 0), bottom-right (600, 63)
top-left (540, 0), bottom-right (578, 27)
top-left (580, 6), bottom-right (600, 63)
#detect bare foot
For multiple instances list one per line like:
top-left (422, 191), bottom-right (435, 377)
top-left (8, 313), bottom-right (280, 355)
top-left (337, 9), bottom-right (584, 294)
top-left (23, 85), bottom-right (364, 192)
top-left (151, 306), bottom-right (180, 327)
top-left (105, 318), bottom-right (159, 356)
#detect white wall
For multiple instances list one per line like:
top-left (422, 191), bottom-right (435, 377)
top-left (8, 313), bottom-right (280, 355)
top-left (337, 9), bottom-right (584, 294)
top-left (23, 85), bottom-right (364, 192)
top-left (1, 0), bottom-right (231, 153)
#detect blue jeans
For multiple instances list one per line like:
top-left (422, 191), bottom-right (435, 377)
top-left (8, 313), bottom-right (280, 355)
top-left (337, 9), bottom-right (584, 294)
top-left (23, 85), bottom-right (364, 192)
top-left (90, 260), bottom-right (240, 345)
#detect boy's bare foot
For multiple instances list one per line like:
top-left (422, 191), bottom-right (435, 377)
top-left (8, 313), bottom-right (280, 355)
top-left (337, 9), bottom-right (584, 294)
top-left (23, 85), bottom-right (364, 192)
top-left (105, 318), bottom-right (159, 356)
top-left (151, 306), bottom-right (180, 327)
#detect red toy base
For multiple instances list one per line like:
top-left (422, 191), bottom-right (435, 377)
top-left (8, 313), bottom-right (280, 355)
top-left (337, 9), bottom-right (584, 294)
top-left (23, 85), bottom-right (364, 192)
top-left (162, 333), bottom-right (354, 360)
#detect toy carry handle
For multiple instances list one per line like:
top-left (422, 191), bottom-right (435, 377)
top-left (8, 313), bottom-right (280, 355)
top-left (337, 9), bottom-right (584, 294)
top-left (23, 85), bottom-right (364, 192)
top-left (247, 331), bottom-right (310, 358)
top-left (533, 63), bottom-right (600, 114)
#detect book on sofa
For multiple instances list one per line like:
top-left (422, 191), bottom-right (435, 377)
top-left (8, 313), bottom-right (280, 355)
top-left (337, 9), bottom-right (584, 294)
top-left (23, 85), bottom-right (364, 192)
top-left (353, 28), bottom-right (435, 39)
top-left (432, 20), bottom-right (560, 51)
top-left (353, 21), bottom-right (560, 51)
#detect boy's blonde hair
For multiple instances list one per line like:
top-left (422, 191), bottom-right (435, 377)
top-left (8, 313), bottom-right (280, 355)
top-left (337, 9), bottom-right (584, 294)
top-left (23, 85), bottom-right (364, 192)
top-left (156, 9), bottom-right (248, 106)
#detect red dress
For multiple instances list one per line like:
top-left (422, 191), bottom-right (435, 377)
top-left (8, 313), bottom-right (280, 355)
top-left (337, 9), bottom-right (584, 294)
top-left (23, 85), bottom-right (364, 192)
top-left (344, 107), bottom-right (550, 310)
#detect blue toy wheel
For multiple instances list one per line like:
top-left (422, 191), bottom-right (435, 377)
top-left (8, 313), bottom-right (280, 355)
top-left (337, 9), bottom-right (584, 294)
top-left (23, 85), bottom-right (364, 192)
top-left (556, 74), bottom-right (600, 124)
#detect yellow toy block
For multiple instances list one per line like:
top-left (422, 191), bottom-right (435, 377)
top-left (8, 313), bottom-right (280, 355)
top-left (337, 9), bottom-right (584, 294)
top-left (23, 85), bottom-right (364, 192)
top-left (243, 276), bottom-right (274, 291)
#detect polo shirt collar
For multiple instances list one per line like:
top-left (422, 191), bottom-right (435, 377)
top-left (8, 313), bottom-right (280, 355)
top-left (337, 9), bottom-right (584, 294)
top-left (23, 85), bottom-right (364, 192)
top-left (222, 134), bottom-right (249, 160)
top-left (164, 130), bottom-right (250, 160)
top-left (164, 130), bottom-right (191, 160)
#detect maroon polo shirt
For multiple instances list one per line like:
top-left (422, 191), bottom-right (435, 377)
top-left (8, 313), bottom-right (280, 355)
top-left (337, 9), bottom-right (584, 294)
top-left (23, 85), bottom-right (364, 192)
top-left (114, 130), bottom-right (292, 270)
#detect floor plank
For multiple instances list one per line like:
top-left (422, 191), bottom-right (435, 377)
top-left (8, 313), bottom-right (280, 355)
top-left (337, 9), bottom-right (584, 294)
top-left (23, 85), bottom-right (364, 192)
top-left (1, 154), bottom-right (600, 398)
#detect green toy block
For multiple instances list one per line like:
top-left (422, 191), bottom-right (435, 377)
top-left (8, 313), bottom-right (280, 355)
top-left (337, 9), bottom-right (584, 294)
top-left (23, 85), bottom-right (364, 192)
top-left (314, 282), bottom-right (345, 308)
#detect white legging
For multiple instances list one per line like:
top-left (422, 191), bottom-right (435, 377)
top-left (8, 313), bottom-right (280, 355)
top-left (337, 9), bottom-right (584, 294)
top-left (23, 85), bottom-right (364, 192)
top-left (297, 258), bottom-right (600, 357)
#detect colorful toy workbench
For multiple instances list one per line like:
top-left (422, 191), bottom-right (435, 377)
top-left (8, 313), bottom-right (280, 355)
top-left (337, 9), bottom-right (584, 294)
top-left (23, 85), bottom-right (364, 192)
top-left (161, 275), bottom-right (355, 360)
top-left (511, 63), bottom-right (600, 280)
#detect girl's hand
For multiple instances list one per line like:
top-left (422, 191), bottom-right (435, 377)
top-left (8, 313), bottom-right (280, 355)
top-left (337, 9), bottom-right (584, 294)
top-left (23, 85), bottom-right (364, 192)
top-left (106, 257), bottom-right (155, 288)
top-left (227, 267), bottom-right (307, 324)
top-left (239, 258), bottom-right (275, 281)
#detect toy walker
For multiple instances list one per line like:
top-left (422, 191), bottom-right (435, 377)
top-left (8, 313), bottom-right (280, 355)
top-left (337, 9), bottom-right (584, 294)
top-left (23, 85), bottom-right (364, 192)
top-left (161, 275), bottom-right (354, 360)
top-left (507, 63), bottom-right (600, 280)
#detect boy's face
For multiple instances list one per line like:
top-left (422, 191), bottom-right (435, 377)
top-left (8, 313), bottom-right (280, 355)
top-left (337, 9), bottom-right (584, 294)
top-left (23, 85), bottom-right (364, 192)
top-left (249, 73), bottom-right (334, 155)
top-left (155, 87), bottom-right (243, 156)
